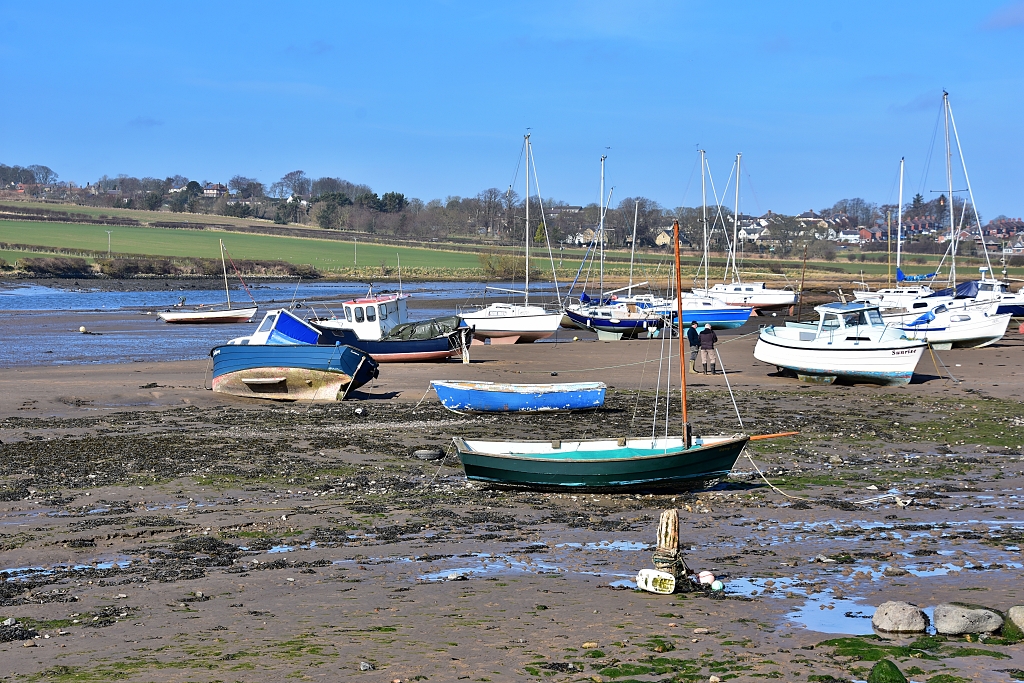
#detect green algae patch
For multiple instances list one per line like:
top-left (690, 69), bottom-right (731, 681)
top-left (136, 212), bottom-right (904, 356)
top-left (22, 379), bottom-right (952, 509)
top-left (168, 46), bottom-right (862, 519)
top-left (817, 635), bottom-right (941, 662)
top-left (866, 659), bottom-right (907, 683)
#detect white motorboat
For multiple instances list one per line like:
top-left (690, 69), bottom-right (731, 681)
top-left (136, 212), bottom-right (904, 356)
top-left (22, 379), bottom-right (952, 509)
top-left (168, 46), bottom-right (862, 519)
top-left (754, 301), bottom-right (926, 386)
top-left (882, 299), bottom-right (1011, 349)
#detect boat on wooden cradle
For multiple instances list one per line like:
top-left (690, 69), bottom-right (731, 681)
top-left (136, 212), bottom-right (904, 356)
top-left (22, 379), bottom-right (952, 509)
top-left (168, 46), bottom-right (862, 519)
top-left (158, 239), bottom-right (258, 324)
top-left (431, 380), bottom-right (606, 413)
top-left (753, 301), bottom-right (926, 386)
top-left (452, 434), bottom-right (749, 491)
top-left (307, 290), bottom-right (470, 361)
top-left (211, 310), bottom-right (378, 401)
top-left (882, 299), bottom-right (1011, 349)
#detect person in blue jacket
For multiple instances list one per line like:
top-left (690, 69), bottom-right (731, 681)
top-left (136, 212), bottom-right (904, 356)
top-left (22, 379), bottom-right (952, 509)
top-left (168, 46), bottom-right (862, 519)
top-left (685, 320), bottom-right (700, 371)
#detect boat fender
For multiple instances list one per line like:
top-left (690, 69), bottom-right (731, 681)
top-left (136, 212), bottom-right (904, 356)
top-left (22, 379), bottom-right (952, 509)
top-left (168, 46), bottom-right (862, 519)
top-left (617, 437), bottom-right (626, 447)
top-left (551, 440), bottom-right (561, 449)
top-left (636, 568), bottom-right (675, 595)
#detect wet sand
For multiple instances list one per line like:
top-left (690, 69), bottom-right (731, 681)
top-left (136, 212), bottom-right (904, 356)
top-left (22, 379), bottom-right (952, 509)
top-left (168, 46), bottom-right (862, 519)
top-left (2, 323), bottom-right (1024, 682)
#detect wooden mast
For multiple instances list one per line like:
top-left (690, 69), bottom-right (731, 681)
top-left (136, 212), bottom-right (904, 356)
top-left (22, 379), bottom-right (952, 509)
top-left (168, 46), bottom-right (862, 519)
top-left (672, 219), bottom-right (691, 447)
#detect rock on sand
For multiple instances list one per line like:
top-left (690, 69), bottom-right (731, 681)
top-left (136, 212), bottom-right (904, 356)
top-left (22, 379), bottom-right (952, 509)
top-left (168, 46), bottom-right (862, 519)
top-left (871, 601), bottom-right (928, 633)
top-left (933, 603), bottom-right (1003, 635)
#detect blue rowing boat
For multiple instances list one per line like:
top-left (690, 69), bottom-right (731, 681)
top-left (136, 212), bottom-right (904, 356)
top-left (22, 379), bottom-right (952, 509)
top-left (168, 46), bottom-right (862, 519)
top-left (431, 380), bottom-right (606, 413)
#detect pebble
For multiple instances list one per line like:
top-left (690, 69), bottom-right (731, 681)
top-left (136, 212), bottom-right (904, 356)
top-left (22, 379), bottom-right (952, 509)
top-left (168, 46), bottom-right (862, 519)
top-left (359, 661), bottom-right (375, 671)
top-left (2, 618), bottom-right (15, 626)
top-left (710, 677), bottom-right (721, 683)
top-left (693, 627), bottom-right (710, 634)
top-left (23, 640), bottom-right (37, 647)
top-left (582, 641), bottom-right (598, 648)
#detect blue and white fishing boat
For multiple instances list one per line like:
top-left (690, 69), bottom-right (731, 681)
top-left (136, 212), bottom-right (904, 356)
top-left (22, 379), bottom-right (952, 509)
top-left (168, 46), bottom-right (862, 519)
top-left (210, 309), bottom-right (379, 401)
top-left (431, 380), bottom-right (606, 413)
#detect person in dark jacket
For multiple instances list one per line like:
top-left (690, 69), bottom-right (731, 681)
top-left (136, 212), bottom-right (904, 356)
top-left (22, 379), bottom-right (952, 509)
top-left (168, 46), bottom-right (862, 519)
top-left (698, 323), bottom-right (718, 374)
top-left (686, 320), bottom-right (700, 371)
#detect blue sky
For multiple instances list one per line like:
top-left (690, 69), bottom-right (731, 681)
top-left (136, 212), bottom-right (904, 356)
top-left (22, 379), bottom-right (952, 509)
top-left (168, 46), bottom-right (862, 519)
top-left (2, 1), bottom-right (1023, 218)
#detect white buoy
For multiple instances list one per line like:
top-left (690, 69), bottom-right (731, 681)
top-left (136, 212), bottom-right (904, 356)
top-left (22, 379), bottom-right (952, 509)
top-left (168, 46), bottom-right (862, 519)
top-left (572, 336), bottom-right (579, 341)
top-left (698, 570), bottom-right (715, 585)
top-left (79, 326), bottom-right (87, 334)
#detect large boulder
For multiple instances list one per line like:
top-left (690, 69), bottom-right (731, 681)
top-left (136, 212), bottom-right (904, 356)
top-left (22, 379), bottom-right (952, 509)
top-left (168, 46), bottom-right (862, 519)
top-left (1007, 606), bottom-right (1024, 631)
top-left (933, 603), bottom-right (1003, 635)
top-left (871, 601), bottom-right (928, 633)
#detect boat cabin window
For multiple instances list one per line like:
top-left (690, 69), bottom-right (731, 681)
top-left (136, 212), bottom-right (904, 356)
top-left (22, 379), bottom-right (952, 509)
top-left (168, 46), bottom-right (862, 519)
top-left (733, 287), bottom-right (742, 291)
top-left (378, 304), bottom-right (387, 318)
top-left (980, 283), bottom-right (994, 292)
top-left (933, 304), bottom-right (947, 315)
top-left (365, 306), bottom-right (376, 322)
top-left (258, 314), bottom-right (277, 333)
top-left (912, 302), bottom-right (928, 309)
top-left (354, 306), bottom-right (365, 323)
top-left (822, 313), bottom-right (840, 330)
top-left (842, 310), bottom-right (881, 327)
top-left (344, 306), bottom-right (353, 322)
top-left (745, 287), bottom-right (753, 292)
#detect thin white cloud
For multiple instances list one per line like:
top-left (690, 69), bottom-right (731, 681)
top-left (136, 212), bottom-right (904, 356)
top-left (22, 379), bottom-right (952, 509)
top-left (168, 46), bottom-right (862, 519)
top-left (127, 116), bottom-right (163, 128)
top-left (982, 1), bottom-right (1024, 29)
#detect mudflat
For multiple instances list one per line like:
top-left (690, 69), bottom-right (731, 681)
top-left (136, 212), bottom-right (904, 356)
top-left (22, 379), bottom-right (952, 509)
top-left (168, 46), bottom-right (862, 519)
top-left (2, 330), bottom-right (1024, 682)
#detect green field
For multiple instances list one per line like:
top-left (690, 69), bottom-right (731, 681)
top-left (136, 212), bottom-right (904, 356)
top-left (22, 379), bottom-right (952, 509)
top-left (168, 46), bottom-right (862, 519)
top-left (0, 217), bottom-right (1014, 283)
top-left (0, 220), bottom-right (482, 271)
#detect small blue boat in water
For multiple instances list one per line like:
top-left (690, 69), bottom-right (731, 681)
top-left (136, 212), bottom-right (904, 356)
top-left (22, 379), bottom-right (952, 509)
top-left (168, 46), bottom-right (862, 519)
top-left (431, 380), bottom-right (606, 413)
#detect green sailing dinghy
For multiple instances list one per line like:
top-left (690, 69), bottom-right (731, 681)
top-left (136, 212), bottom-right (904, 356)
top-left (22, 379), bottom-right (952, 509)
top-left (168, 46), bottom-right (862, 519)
top-left (453, 434), bottom-right (750, 491)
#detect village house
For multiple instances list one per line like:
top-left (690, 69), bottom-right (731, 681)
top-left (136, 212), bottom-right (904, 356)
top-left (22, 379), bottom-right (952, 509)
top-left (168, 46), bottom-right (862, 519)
top-left (203, 183), bottom-right (228, 198)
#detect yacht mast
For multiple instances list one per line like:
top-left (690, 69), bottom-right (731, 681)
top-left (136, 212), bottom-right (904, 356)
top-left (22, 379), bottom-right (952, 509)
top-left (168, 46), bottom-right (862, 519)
top-left (220, 239), bottom-right (231, 309)
top-left (701, 150), bottom-right (709, 292)
top-left (599, 154), bottom-right (606, 298)
top-left (731, 153), bottom-right (741, 283)
top-left (628, 200), bottom-right (639, 296)
top-left (896, 158), bottom-right (904, 271)
top-left (525, 133), bottom-right (531, 306)
top-left (673, 219), bottom-right (691, 448)
top-left (946, 95), bottom-right (994, 276)
top-left (943, 92), bottom-right (957, 286)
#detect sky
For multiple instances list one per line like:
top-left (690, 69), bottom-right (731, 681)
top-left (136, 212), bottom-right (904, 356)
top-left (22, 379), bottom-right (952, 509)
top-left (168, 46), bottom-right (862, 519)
top-left (2, 1), bottom-right (1023, 218)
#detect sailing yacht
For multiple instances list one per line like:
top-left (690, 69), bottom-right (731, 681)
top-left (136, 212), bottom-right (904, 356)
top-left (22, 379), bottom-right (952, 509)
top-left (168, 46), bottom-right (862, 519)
top-left (853, 158), bottom-right (937, 309)
top-left (691, 153), bottom-right (796, 312)
top-left (461, 134), bottom-right (562, 344)
top-left (157, 239), bottom-right (258, 323)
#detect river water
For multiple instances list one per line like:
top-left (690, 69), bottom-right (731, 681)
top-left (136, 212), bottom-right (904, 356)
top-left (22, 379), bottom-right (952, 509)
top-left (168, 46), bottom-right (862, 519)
top-left (0, 280), bottom-right (563, 367)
